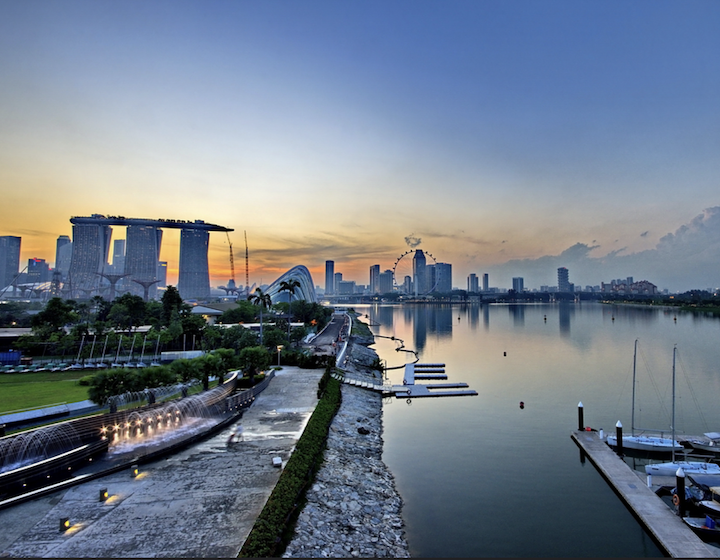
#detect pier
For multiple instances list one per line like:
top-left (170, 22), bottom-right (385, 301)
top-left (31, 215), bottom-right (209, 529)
top-left (571, 429), bottom-right (720, 558)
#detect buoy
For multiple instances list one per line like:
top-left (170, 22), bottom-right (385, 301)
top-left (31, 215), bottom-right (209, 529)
top-left (503, 351), bottom-right (507, 356)
top-left (519, 401), bottom-right (524, 409)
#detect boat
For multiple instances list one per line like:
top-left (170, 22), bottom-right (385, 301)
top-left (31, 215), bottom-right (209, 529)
top-left (606, 340), bottom-right (683, 453)
top-left (682, 515), bottom-right (720, 542)
top-left (644, 347), bottom-right (720, 476)
top-left (686, 433), bottom-right (720, 456)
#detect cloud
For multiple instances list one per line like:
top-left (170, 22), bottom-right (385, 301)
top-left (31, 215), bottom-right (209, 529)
top-left (404, 234), bottom-right (422, 248)
top-left (486, 207), bottom-right (720, 292)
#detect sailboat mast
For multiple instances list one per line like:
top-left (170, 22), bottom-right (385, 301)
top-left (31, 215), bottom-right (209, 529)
top-left (631, 339), bottom-right (638, 436)
top-left (672, 345), bottom-right (677, 463)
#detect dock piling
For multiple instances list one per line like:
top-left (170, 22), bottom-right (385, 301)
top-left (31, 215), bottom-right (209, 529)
top-left (676, 468), bottom-right (686, 517)
top-left (615, 421), bottom-right (623, 456)
top-left (577, 401), bottom-right (584, 431)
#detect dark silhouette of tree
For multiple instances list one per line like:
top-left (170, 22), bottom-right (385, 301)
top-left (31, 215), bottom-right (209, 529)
top-left (248, 288), bottom-right (272, 345)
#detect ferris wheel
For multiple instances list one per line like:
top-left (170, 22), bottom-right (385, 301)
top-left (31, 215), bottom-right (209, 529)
top-left (392, 249), bottom-right (439, 295)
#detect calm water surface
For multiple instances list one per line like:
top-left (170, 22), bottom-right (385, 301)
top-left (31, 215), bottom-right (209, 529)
top-left (360, 301), bottom-right (720, 557)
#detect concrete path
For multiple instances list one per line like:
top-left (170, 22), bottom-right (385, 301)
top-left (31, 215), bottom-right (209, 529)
top-left (0, 367), bottom-right (323, 558)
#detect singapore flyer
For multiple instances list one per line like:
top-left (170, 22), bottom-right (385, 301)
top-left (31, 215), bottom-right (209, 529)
top-left (392, 249), bottom-right (440, 296)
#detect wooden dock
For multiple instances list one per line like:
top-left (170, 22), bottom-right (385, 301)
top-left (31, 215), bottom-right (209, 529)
top-left (571, 429), bottom-right (720, 558)
top-left (395, 363), bottom-right (478, 398)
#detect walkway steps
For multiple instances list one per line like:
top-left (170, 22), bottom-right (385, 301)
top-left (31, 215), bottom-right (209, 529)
top-left (571, 429), bottom-right (720, 558)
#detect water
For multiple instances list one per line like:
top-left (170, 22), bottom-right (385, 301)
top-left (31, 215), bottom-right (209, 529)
top-left (363, 301), bottom-right (720, 557)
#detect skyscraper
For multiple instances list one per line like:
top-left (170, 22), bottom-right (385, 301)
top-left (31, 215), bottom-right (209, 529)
top-left (558, 267), bottom-right (572, 293)
top-left (468, 273), bottom-right (478, 293)
top-left (412, 249), bottom-right (427, 296)
top-left (378, 269), bottom-right (394, 294)
top-left (0, 236), bottom-right (21, 289)
top-left (178, 228), bottom-right (210, 300)
top-left (512, 277), bottom-right (524, 293)
top-left (325, 260), bottom-right (335, 295)
top-left (55, 235), bottom-right (72, 279)
top-left (482, 273), bottom-right (489, 292)
top-left (125, 225), bottom-right (163, 299)
top-left (436, 263), bottom-right (452, 293)
top-left (27, 258), bottom-right (50, 284)
top-left (68, 218), bottom-right (112, 295)
top-left (369, 264), bottom-right (380, 294)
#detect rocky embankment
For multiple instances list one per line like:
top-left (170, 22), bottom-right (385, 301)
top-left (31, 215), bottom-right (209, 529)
top-left (282, 337), bottom-right (410, 558)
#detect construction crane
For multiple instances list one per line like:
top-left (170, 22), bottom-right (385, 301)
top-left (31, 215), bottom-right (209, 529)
top-left (244, 230), bottom-right (250, 296)
top-left (226, 232), bottom-right (235, 286)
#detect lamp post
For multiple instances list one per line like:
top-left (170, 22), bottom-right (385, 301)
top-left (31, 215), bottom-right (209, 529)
top-left (277, 345), bottom-right (283, 366)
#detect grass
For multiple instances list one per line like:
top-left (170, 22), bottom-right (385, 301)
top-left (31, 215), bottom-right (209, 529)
top-left (0, 371), bottom-right (90, 414)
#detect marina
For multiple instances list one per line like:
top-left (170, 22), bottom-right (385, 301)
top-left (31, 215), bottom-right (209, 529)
top-left (572, 428), bottom-right (720, 558)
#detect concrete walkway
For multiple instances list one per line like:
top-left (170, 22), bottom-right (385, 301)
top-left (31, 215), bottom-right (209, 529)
top-left (0, 367), bottom-right (323, 558)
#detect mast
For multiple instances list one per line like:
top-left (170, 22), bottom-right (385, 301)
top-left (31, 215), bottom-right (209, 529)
top-left (672, 345), bottom-right (677, 463)
top-left (631, 339), bottom-right (638, 436)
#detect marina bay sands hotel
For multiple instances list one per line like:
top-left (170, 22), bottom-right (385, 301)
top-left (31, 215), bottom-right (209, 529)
top-left (68, 214), bottom-right (232, 300)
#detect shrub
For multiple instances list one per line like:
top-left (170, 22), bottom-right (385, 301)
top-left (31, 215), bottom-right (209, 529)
top-left (239, 365), bottom-right (341, 558)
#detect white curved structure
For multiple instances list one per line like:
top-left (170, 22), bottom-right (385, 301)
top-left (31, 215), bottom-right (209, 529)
top-left (266, 265), bottom-right (317, 304)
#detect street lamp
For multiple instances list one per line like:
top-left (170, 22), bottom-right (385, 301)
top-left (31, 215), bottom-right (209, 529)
top-left (277, 345), bottom-right (283, 366)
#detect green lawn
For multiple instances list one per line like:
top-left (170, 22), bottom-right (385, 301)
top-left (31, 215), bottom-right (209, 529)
top-left (0, 371), bottom-right (90, 414)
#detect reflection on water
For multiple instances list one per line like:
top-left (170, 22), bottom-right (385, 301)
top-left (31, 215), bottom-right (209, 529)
top-left (361, 301), bottom-right (720, 558)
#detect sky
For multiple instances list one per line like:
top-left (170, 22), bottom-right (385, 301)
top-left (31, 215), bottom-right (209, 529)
top-left (1, 0), bottom-right (719, 293)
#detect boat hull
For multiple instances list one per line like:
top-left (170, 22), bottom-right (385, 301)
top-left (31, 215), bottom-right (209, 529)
top-left (606, 435), bottom-right (683, 453)
top-left (646, 461), bottom-right (720, 477)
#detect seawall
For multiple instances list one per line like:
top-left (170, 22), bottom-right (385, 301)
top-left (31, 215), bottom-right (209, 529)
top-left (282, 335), bottom-right (410, 558)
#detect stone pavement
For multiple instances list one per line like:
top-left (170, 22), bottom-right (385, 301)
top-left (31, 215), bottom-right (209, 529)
top-left (0, 367), bottom-right (323, 558)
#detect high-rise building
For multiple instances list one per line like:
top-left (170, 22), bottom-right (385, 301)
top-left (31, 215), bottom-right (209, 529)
top-left (325, 261), bottom-right (335, 295)
top-left (337, 280), bottom-right (356, 295)
top-left (378, 269), bottom-right (394, 294)
top-left (468, 273), bottom-right (479, 293)
top-left (178, 228), bottom-right (210, 300)
top-left (413, 249), bottom-right (427, 296)
top-left (110, 239), bottom-right (126, 274)
top-left (512, 277), bottom-right (524, 293)
top-left (558, 267), bottom-right (572, 293)
top-left (68, 218), bottom-right (112, 295)
top-left (369, 264), bottom-right (380, 294)
top-left (55, 235), bottom-right (72, 279)
top-left (157, 261), bottom-right (168, 287)
top-left (27, 258), bottom-right (50, 284)
top-left (482, 273), bottom-right (489, 292)
top-left (334, 272), bottom-right (342, 294)
top-left (436, 263), bottom-right (452, 293)
top-left (125, 225), bottom-right (163, 299)
top-left (0, 236), bottom-right (21, 289)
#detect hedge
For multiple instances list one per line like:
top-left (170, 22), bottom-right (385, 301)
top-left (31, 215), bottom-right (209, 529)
top-left (238, 364), bottom-right (341, 557)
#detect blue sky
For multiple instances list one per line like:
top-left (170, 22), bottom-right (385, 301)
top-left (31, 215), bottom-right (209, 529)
top-left (1, 1), bottom-right (719, 291)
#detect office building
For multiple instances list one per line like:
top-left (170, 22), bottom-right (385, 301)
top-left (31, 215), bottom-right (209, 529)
top-left (378, 269), bottom-right (394, 294)
top-left (27, 258), bottom-right (50, 284)
top-left (337, 280), bottom-right (356, 295)
top-left (369, 264), bottom-right (380, 294)
top-left (0, 236), bottom-right (21, 289)
top-left (178, 228), bottom-right (210, 300)
top-left (325, 261), bottom-right (335, 295)
top-left (512, 277), bottom-right (524, 293)
top-left (482, 273), bottom-right (489, 292)
top-left (55, 236), bottom-right (72, 279)
top-left (436, 263), bottom-right (452, 293)
top-left (403, 276), bottom-right (412, 293)
top-left (110, 239), bottom-right (126, 274)
top-left (558, 267), bottom-right (573, 293)
top-left (157, 261), bottom-right (168, 287)
top-left (333, 272), bottom-right (342, 294)
top-left (468, 273), bottom-right (479, 293)
top-left (413, 249), bottom-right (427, 296)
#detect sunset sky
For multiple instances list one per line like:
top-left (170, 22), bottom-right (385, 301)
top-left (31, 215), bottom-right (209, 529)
top-left (1, 1), bottom-right (719, 292)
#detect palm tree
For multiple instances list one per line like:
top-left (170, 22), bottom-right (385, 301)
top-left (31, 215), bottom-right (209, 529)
top-left (279, 279), bottom-right (301, 343)
top-left (248, 287), bottom-right (272, 346)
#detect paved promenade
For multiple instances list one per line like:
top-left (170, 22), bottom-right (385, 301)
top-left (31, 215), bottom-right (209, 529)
top-left (0, 367), bottom-right (323, 558)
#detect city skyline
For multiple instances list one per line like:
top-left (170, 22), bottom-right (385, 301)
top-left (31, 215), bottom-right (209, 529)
top-left (2, 2), bottom-right (720, 292)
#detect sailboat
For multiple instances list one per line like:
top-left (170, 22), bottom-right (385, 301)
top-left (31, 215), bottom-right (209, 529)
top-left (606, 340), bottom-right (684, 453)
top-left (644, 346), bottom-right (720, 476)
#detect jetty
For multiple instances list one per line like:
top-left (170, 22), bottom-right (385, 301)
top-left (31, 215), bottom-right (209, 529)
top-left (393, 363), bottom-right (478, 399)
top-left (571, 429), bottom-right (720, 558)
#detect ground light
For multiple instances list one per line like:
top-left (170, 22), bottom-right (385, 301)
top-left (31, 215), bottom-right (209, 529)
top-left (59, 517), bottom-right (70, 531)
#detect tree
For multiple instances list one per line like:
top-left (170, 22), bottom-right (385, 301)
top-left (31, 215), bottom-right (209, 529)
top-left (217, 300), bottom-right (257, 324)
top-left (279, 279), bottom-right (301, 342)
top-left (248, 288), bottom-right (272, 345)
top-left (237, 346), bottom-right (270, 384)
top-left (31, 297), bottom-right (77, 334)
top-left (161, 285), bottom-right (185, 327)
